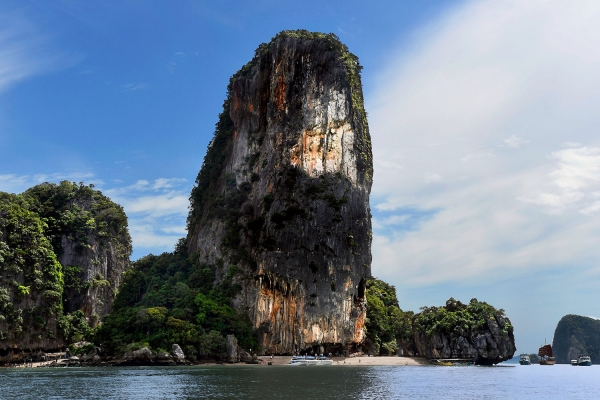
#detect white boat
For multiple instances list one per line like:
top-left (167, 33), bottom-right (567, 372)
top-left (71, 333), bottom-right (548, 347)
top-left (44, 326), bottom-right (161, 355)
top-left (577, 355), bottom-right (592, 366)
top-left (519, 354), bottom-right (531, 365)
top-left (289, 355), bottom-right (333, 366)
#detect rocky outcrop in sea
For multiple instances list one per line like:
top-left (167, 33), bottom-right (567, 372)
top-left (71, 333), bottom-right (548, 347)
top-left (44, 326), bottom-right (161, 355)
top-left (553, 314), bottom-right (600, 364)
top-left (412, 298), bottom-right (516, 365)
top-left (186, 30), bottom-right (373, 355)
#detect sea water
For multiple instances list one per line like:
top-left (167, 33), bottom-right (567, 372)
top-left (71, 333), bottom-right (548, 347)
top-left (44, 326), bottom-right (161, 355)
top-left (1, 364), bottom-right (598, 399)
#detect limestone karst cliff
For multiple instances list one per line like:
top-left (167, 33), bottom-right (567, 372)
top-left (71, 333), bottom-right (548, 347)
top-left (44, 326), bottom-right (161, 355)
top-left (553, 314), bottom-right (600, 364)
top-left (187, 30), bottom-right (373, 354)
top-left (25, 182), bottom-right (132, 322)
top-left (412, 298), bottom-right (516, 365)
top-left (0, 182), bottom-right (131, 358)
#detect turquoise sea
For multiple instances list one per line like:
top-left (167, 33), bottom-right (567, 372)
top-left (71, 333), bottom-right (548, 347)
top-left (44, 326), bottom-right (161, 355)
top-left (1, 364), bottom-right (598, 399)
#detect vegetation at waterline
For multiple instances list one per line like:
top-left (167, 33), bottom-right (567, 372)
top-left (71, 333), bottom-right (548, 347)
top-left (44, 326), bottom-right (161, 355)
top-left (93, 240), bottom-right (258, 359)
top-left (364, 278), bottom-right (414, 355)
top-left (365, 279), bottom-right (514, 356)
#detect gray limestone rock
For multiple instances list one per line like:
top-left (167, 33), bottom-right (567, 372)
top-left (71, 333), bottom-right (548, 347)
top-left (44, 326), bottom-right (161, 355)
top-left (239, 349), bottom-right (252, 363)
top-left (187, 30), bottom-right (372, 355)
top-left (413, 305), bottom-right (516, 365)
top-left (123, 347), bottom-right (153, 362)
top-left (172, 344), bottom-right (185, 363)
top-left (225, 335), bottom-right (239, 363)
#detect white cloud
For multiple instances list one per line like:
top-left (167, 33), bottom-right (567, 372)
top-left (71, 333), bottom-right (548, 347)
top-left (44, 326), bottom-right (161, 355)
top-left (104, 178), bottom-right (191, 255)
top-left (504, 134), bottom-right (529, 148)
top-left (122, 83), bottom-right (149, 91)
top-left (0, 174), bottom-right (190, 257)
top-left (128, 223), bottom-right (182, 248)
top-left (369, 0), bottom-right (600, 290)
top-left (161, 226), bottom-right (188, 234)
top-left (520, 145), bottom-right (600, 210)
top-left (0, 172), bottom-right (97, 194)
top-left (121, 192), bottom-right (189, 218)
top-left (0, 11), bottom-right (79, 94)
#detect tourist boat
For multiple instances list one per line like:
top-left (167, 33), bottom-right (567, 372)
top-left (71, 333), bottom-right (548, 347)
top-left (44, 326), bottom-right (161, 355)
top-left (577, 355), bottom-right (592, 366)
top-left (519, 354), bottom-right (531, 365)
top-left (431, 360), bottom-right (453, 366)
top-left (538, 344), bottom-right (556, 365)
top-left (571, 359), bottom-right (578, 366)
top-left (289, 355), bottom-right (333, 366)
top-left (431, 359), bottom-right (473, 366)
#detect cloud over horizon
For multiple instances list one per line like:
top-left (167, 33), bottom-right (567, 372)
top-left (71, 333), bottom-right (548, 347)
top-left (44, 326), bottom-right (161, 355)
top-left (0, 174), bottom-right (190, 259)
top-left (369, 0), bottom-right (600, 287)
top-left (104, 178), bottom-right (190, 257)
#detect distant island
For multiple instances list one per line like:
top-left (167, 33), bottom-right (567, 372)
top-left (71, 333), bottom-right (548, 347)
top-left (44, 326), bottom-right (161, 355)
top-left (553, 314), bottom-right (600, 364)
top-left (0, 30), bottom-right (515, 366)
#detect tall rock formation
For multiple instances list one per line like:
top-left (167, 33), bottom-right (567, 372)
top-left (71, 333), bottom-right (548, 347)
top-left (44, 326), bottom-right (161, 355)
top-left (0, 193), bottom-right (64, 352)
top-left (24, 182), bottom-right (132, 323)
top-left (0, 182), bottom-right (131, 360)
top-left (553, 314), bottom-right (600, 364)
top-left (187, 30), bottom-right (373, 354)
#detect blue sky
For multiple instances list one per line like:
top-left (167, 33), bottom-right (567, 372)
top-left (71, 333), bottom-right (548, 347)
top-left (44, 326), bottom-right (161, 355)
top-left (3, 0), bottom-right (600, 355)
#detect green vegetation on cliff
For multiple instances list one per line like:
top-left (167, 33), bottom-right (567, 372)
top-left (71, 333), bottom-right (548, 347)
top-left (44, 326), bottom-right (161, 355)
top-left (0, 181), bottom-right (131, 348)
top-left (364, 283), bottom-right (515, 363)
top-left (553, 314), bottom-right (600, 364)
top-left (24, 181), bottom-right (131, 259)
top-left (0, 193), bottom-right (64, 342)
top-left (94, 241), bottom-right (258, 359)
top-left (364, 278), bottom-right (413, 355)
top-left (414, 298), bottom-right (513, 337)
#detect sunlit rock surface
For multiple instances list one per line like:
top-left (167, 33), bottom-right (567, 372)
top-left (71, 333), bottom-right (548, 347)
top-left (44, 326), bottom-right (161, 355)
top-left (187, 31), bottom-right (373, 354)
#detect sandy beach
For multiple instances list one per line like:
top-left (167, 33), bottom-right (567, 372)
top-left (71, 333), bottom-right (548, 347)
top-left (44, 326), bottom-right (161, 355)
top-left (4, 355), bottom-right (430, 368)
top-left (251, 356), bottom-right (429, 366)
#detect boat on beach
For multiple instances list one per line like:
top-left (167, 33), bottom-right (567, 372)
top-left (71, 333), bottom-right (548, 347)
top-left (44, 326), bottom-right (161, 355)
top-left (289, 355), bottom-right (333, 366)
top-left (519, 354), bottom-right (531, 365)
top-left (538, 344), bottom-right (556, 365)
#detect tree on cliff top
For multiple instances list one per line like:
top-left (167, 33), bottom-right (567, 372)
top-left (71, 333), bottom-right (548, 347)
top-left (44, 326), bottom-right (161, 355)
top-left (414, 297), bottom-right (513, 338)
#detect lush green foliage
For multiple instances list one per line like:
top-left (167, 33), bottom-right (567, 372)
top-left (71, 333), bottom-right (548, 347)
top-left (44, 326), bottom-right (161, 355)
top-left (0, 181), bottom-right (131, 345)
top-left (365, 278), bottom-right (414, 355)
top-left (24, 181), bottom-right (131, 258)
top-left (0, 193), bottom-right (64, 341)
top-left (414, 297), bottom-right (512, 338)
top-left (94, 244), bottom-right (258, 359)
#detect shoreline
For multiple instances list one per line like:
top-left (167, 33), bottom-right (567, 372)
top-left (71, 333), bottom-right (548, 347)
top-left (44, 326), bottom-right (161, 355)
top-left (2, 356), bottom-right (430, 369)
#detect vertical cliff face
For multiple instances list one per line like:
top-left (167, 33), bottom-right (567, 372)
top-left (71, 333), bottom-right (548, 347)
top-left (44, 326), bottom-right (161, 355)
top-left (187, 31), bottom-right (373, 354)
top-left (25, 182), bottom-right (132, 323)
top-left (0, 194), bottom-right (64, 351)
top-left (0, 182), bottom-right (131, 359)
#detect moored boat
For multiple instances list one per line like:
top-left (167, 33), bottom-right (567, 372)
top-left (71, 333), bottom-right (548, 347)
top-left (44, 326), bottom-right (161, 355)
top-left (289, 355), bottom-right (333, 366)
top-left (577, 355), bottom-right (592, 366)
top-left (431, 359), bottom-right (473, 366)
top-left (519, 354), bottom-right (531, 365)
top-left (538, 344), bottom-right (556, 365)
